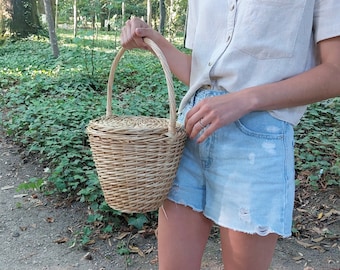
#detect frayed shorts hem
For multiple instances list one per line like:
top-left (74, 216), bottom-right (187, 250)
top-left (166, 198), bottom-right (292, 238)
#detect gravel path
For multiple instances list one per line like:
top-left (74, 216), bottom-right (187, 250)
top-left (0, 130), bottom-right (339, 270)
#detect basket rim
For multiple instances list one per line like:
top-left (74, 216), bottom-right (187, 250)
top-left (87, 115), bottom-right (186, 133)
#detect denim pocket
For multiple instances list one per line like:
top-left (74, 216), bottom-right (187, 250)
top-left (234, 0), bottom-right (307, 59)
top-left (236, 111), bottom-right (286, 139)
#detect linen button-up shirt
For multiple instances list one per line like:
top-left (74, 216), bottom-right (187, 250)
top-left (180, 0), bottom-right (340, 125)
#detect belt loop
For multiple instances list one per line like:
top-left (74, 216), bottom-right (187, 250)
top-left (211, 80), bottom-right (217, 89)
top-left (200, 83), bottom-right (225, 91)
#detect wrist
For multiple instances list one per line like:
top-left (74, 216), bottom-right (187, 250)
top-left (238, 87), bottom-right (260, 114)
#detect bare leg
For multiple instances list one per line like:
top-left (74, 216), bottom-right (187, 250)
top-left (220, 227), bottom-right (278, 270)
top-left (158, 199), bottom-right (213, 270)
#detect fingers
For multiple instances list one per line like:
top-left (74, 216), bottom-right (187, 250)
top-left (120, 18), bottom-right (151, 50)
top-left (186, 117), bottom-right (216, 144)
top-left (187, 119), bottom-right (216, 144)
top-left (185, 91), bottom-right (250, 143)
top-left (193, 118), bottom-right (217, 144)
top-left (198, 118), bottom-right (206, 129)
top-left (185, 95), bottom-right (238, 143)
top-left (196, 124), bottom-right (216, 143)
top-left (185, 100), bottom-right (217, 143)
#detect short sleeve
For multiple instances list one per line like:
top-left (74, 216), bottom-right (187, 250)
top-left (314, 0), bottom-right (340, 43)
top-left (184, 0), bottom-right (197, 49)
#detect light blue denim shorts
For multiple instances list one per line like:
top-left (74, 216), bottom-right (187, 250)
top-left (168, 89), bottom-right (295, 237)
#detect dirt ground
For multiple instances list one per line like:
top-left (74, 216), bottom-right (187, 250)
top-left (0, 128), bottom-right (339, 270)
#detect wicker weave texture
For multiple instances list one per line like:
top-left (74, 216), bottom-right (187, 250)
top-left (87, 38), bottom-right (187, 213)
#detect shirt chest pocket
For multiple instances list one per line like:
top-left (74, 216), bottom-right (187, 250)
top-left (234, 0), bottom-right (307, 59)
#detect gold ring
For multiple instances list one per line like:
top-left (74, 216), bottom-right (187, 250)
top-left (199, 119), bottom-right (205, 128)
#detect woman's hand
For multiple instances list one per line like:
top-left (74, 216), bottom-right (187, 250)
top-left (185, 91), bottom-right (253, 143)
top-left (120, 17), bottom-right (155, 50)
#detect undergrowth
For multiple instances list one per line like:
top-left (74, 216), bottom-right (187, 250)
top-left (0, 30), bottom-right (186, 246)
top-left (0, 30), bottom-right (339, 247)
top-left (294, 98), bottom-right (340, 189)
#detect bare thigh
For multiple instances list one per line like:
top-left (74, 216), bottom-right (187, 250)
top-left (220, 227), bottom-right (278, 270)
top-left (157, 199), bottom-right (213, 270)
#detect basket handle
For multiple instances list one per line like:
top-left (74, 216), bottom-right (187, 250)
top-left (106, 38), bottom-right (177, 136)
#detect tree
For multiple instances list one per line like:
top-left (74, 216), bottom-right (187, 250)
top-left (121, 1), bottom-right (125, 26)
top-left (73, 0), bottom-right (77, 37)
top-left (159, 0), bottom-right (165, 35)
top-left (147, 0), bottom-right (152, 26)
top-left (0, 0), bottom-right (7, 36)
top-left (43, 0), bottom-right (59, 58)
top-left (55, 0), bottom-right (59, 29)
top-left (1, 0), bottom-right (42, 37)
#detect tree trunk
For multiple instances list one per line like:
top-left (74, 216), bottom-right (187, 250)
top-left (147, 0), bottom-right (152, 26)
top-left (3, 0), bottom-right (41, 37)
top-left (73, 0), bottom-right (77, 37)
top-left (8, 0), bottom-right (41, 37)
top-left (43, 0), bottom-right (59, 58)
top-left (121, 1), bottom-right (125, 26)
top-left (168, 0), bottom-right (174, 41)
top-left (55, 0), bottom-right (58, 29)
top-left (0, 0), bottom-right (6, 35)
top-left (159, 0), bottom-right (166, 35)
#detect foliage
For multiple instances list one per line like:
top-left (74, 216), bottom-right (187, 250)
top-left (0, 29), bottom-right (338, 247)
top-left (56, 0), bottom-right (187, 36)
top-left (16, 177), bottom-right (45, 192)
top-left (294, 98), bottom-right (340, 189)
top-left (0, 30), bottom-right (186, 242)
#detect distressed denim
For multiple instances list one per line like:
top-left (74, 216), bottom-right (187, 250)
top-left (168, 89), bottom-right (295, 237)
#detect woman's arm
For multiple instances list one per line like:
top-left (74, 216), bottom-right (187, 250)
top-left (120, 18), bottom-right (192, 86)
top-left (186, 36), bottom-right (340, 143)
top-left (247, 36), bottom-right (340, 111)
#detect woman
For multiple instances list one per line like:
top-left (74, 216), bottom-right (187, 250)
top-left (120, 1), bottom-right (340, 269)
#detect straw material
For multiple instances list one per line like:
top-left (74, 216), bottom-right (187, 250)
top-left (87, 38), bottom-right (187, 213)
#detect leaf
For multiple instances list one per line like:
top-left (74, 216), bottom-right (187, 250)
top-left (85, 239), bottom-right (96, 245)
top-left (1, 185), bottom-right (15, 190)
top-left (129, 245), bottom-right (145, 257)
top-left (116, 232), bottom-right (130, 240)
top-left (312, 226), bottom-right (332, 235)
top-left (310, 245), bottom-right (325, 252)
top-left (296, 239), bottom-right (314, 248)
top-left (144, 246), bottom-right (154, 255)
top-left (296, 208), bottom-right (309, 213)
top-left (311, 237), bottom-right (324, 243)
top-left (83, 252), bottom-right (93, 260)
top-left (54, 237), bottom-right (69, 244)
top-left (324, 209), bottom-right (340, 218)
top-left (118, 248), bottom-right (130, 255)
top-left (19, 226), bottom-right (28, 231)
top-left (128, 214), bottom-right (148, 230)
top-left (45, 217), bottom-right (55, 223)
top-left (98, 233), bottom-right (111, 240)
top-left (293, 256), bottom-right (304, 261)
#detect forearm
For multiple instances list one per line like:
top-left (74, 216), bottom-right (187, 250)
top-left (245, 38), bottom-right (340, 113)
top-left (149, 31), bottom-right (191, 86)
top-left (246, 63), bottom-right (340, 113)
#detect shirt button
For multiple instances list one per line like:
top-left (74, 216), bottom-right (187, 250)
top-left (227, 35), bottom-right (231, 42)
top-left (230, 5), bottom-right (235, 11)
top-left (208, 62), bottom-right (212, 66)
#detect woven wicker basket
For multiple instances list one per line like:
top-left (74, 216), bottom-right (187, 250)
top-left (86, 38), bottom-right (187, 213)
